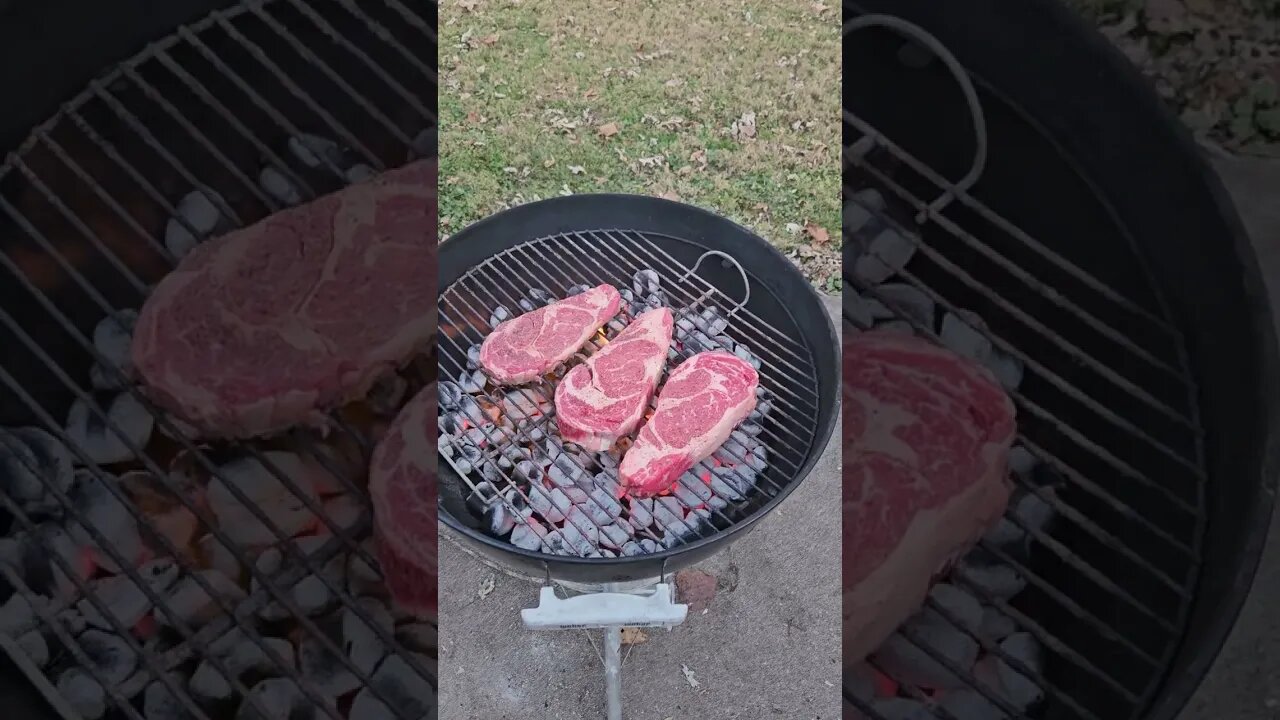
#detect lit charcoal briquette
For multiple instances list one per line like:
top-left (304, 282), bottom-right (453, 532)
top-left (709, 468), bottom-right (745, 501)
top-left (518, 297), bottom-right (536, 313)
top-left (996, 633), bottom-right (1045, 709)
top-left (510, 519), bottom-right (548, 550)
top-left (16, 630), bottom-right (47, 667)
top-left (79, 628), bottom-right (138, 686)
top-left (618, 287), bottom-right (635, 303)
top-left (668, 347), bottom-right (681, 363)
top-left (712, 334), bottom-right (735, 351)
top-left (589, 471), bottom-right (619, 497)
top-left (467, 344), bottom-right (483, 370)
top-left (458, 369), bottom-right (486, 394)
top-left (288, 133), bottom-right (343, 169)
top-left (164, 188), bottom-right (226, 259)
top-left (485, 501), bottom-right (517, 536)
top-left (674, 312), bottom-right (695, 339)
top-left (67, 469), bottom-right (145, 573)
top-left (503, 488), bottom-right (533, 517)
top-left (738, 420), bottom-right (762, 437)
top-left (142, 675), bottom-right (190, 720)
top-left (877, 283), bottom-right (937, 330)
top-left (598, 522), bottom-right (633, 549)
top-left (540, 530), bottom-right (570, 555)
top-left (236, 677), bottom-right (314, 720)
top-left (596, 452), bottom-right (618, 471)
top-left (562, 486), bottom-right (589, 504)
top-left (732, 344), bottom-right (761, 370)
top-left (549, 454), bottom-right (584, 487)
top-left (566, 283), bottom-right (592, 296)
top-left (528, 485), bottom-right (566, 523)
top-left (299, 633), bottom-right (361, 698)
top-left (632, 268), bottom-right (660, 296)
top-left (57, 669), bottom-right (106, 720)
top-left (653, 498), bottom-right (684, 530)
top-left (980, 606), bottom-right (1018, 642)
top-left (489, 305), bottom-right (512, 328)
top-left (748, 444), bottom-right (768, 472)
top-left (562, 508), bottom-right (601, 552)
top-left (339, 601), bottom-right (395, 676)
top-left (438, 381), bottom-right (464, 410)
top-left (465, 482), bottom-right (500, 516)
top-left (957, 559), bottom-right (1026, 599)
top-left (607, 317), bottom-right (627, 333)
top-left (645, 290), bottom-right (668, 309)
top-left (77, 558), bottom-right (178, 630)
top-left (515, 460), bottom-right (544, 485)
top-left (674, 473), bottom-right (712, 506)
top-left (852, 226), bottom-right (918, 284)
top-left (457, 395), bottom-right (490, 426)
top-left (628, 498), bottom-right (654, 530)
top-left (363, 653), bottom-right (436, 720)
top-left (940, 311), bottom-right (993, 363)
top-left (92, 310), bottom-right (137, 376)
top-left (478, 459), bottom-right (505, 484)
top-left (708, 495), bottom-right (728, 511)
top-left (695, 306), bottom-right (728, 336)
top-left (528, 287), bottom-right (554, 305)
top-left (0, 427), bottom-right (73, 510)
top-left (258, 165), bottom-right (303, 206)
top-left (620, 541), bottom-right (643, 556)
top-left (585, 488), bottom-right (622, 524)
top-left (65, 393), bottom-right (154, 465)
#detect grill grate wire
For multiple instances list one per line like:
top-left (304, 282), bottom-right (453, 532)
top-left (438, 230), bottom-right (822, 557)
top-left (0, 0), bottom-right (437, 718)
top-left (843, 9), bottom-right (1206, 720)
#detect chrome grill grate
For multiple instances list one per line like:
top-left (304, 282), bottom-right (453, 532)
top-left (843, 11), bottom-right (1205, 720)
top-left (438, 230), bottom-right (822, 559)
top-left (0, 1), bottom-right (436, 719)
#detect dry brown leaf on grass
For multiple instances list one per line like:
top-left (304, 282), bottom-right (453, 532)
top-left (689, 149), bottom-right (707, 168)
top-left (620, 627), bottom-right (649, 645)
top-left (480, 33), bottom-right (500, 46)
top-left (597, 122), bottom-right (620, 138)
top-left (584, 87), bottom-right (600, 100)
top-left (731, 111), bottom-right (757, 142)
top-left (658, 190), bottom-right (681, 202)
top-left (465, 110), bottom-right (482, 124)
top-left (805, 222), bottom-right (831, 246)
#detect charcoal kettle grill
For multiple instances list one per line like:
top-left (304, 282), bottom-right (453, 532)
top-left (0, 2), bottom-right (439, 719)
top-left (844, 2), bottom-right (1279, 719)
top-left (437, 195), bottom-right (840, 719)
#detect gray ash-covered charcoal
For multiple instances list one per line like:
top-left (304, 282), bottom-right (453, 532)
top-left (465, 482), bottom-right (500, 516)
top-left (365, 653), bottom-right (436, 719)
top-left (57, 669), bottom-right (106, 720)
top-left (299, 632), bottom-right (361, 698)
top-left (484, 502), bottom-right (517, 536)
top-left (510, 520), bottom-right (547, 550)
top-left (236, 677), bottom-right (322, 720)
top-left (644, 290), bottom-right (668, 309)
top-left (79, 628), bottom-right (138, 686)
top-left (628, 498), bottom-right (654, 530)
top-left (528, 287), bottom-right (554, 305)
top-left (164, 188), bottom-right (226, 259)
top-left (67, 470), bottom-right (145, 573)
top-left (438, 381), bottom-right (464, 410)
top-left (518, 297), bottom-right (536, 313)
top-left (288, 133), bottom-right (344, 169)
top-left (631, 269), bottom-right (660, 296)
top-left (529, 486), bottom-right (568, 523)
top-left (877, 283), bottom-right (937, 330)
top-left (674, 473), bottom-right (713, 506)
top-left (467, 344), bottom-right (483, 369)
top-left (548, 454), bottom-right (584, 487)
top-left (92, 310), bottom-right (138, 377)
top-left (77, 558), bottom-right (178, 630)
top-left (995, 632), bottom-right (1045, 709)
top-left (458, 369), bottom-right (486, 394)
top-left (585, 488), bottom-right (622, 524)
top-left (561, 509), bottom-right (601, 554)
top-left (599, 523), bottom-right (633, 549)
top-left (65, 393), bottom-right (154, 465)
top-left (541, 530), bottom-right (569, 555)
top-left (853, 226), bottom-right (918, 284)
top-left (489, 305), bottom-right (512, 328)
top-left (732, 344), bottom-right (761, 370)
top-left (709, 468), bottom-right (746, 501)
top-left (0, 427), bottom-right (74, 511)
top-left (844, 188), bottom-right (885, 237)
top-left (566, 283), bottom-right (592, 296)
top-left (694, 306), bottom-right (728, 336)
top-left (259, 166), bottom-right (303, 206)
top-left (514, 460), bottom-right (544, 485)
top-left (620, 541), bottom-right (644, 556)
top-left (142, 675), bottom-right (190, 720)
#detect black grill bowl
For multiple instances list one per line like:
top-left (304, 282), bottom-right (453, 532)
top-left (438, 195), bottom-right (840, 584)
top-left (846, 1), bottom-right (1280, 718)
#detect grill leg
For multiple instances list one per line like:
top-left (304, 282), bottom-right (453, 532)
top-left (604, 626), bottom-right (623, 720)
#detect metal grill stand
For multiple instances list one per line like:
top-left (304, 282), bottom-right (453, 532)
top-left (521, 582), bottom-right (688, 720)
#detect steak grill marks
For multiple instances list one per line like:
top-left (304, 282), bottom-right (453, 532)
top-left (0, 2), bottom-right (436, 719)
top-left (843, 12), bottom-right (1206, 720)
top-left (438, 230), bottom-right (821, 559)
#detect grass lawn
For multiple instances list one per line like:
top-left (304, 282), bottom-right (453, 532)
top-left (438, 0), bottom-right (842, 291)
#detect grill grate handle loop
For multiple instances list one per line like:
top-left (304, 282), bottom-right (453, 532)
top-left (678, 250), bottom-right (751, 318)
top-left (843, 13), bottom-right (989, 221)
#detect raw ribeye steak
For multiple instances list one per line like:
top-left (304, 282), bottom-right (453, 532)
top-left (479, 284), bottom-right (621, 385)
top-left (843, 329), bottom-right (1016, 663)
top-left (131, 159), bottom-right (437, 438)
top-left (619, 350), bottom-right (758, 498)
top-left (370, 383), bottom-right (437, 618)
top-left (555, 307), bottom-right (673, 451)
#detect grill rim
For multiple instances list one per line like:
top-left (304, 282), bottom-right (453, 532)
top-left (437, 193), bottom-right (841, 577)
top-left (843, 0), bottom-right (1280, 717)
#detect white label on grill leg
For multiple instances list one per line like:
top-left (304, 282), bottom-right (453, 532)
top-left (521, 584), bottom-right (687, 630)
